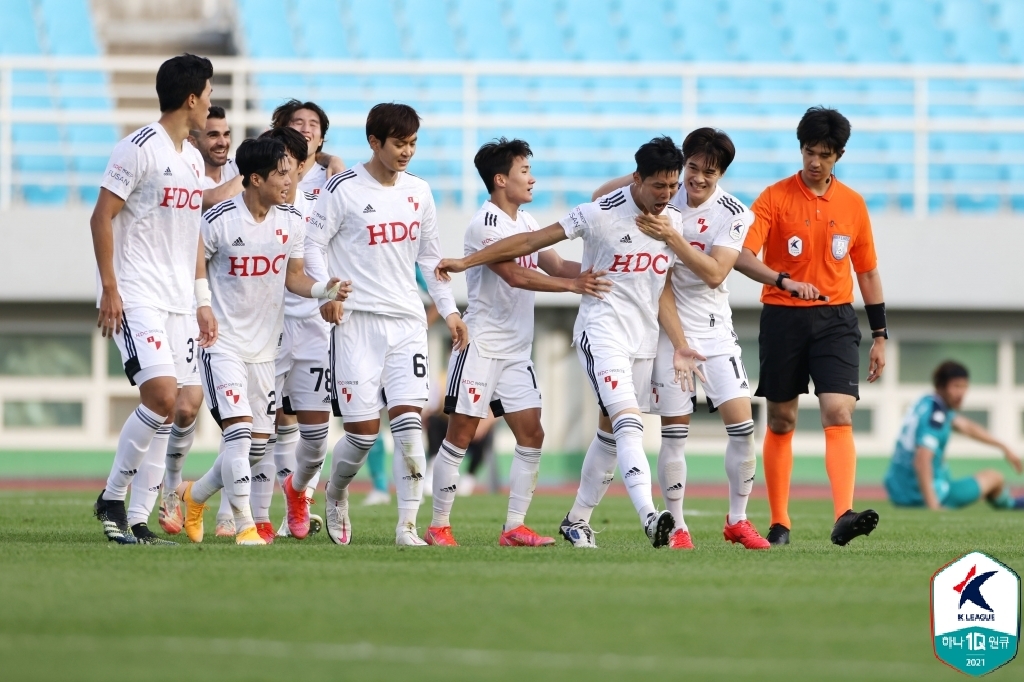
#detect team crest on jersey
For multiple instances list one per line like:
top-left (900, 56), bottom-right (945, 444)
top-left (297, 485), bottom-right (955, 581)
top-left (652, 387), bottom-right (659, 403)
top-left (340, 387), bottom-right (353, 403)
top-left (146, 335), bottom-right (161, 350)
top-left (275, 226), bottom-right (289, 244)
top-left (408, 196), bottom-right (419, 211)
top-left (224, 389), bottom-right (240, 404)
top-left (468, 387), bottom-right (482, 403)
top-left (788, 236), bottom-right (803, 256)
top-left (697, 217), bottom-right (709, 233)
top-left (730, 219), bottom-right (744, 239)
top-left (831, 234), bottom-right (851, 260)
top-left (604, 376), bottom-right (618, 390)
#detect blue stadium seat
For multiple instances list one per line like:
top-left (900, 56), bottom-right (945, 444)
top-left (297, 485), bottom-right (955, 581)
top-left (450, 0), bottom-right (512, 60)
top-left (619, 0), bottom-right (677, 61)
top-left (402, 0), bottom-right (460, 59)
top-left (940, 0), bottom-right (1005, 63)
top-left (506, 0), bottom-right (569, 60)
top-left (347, 1), bottom-right (403, 59)
top-left (674, 1), bottom-right (731, 60)
top-left (731, 24), bottom-right (787, 62)
top-left (295, 0), bottom-right (351, 58)
top-left (564, 0), bottom-right (622, 61)
top-left (237, 0), bottom-right (303, 108)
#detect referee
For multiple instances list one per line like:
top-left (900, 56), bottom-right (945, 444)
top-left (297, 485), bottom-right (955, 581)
top-left (735, 107), bottom-right (887, 546)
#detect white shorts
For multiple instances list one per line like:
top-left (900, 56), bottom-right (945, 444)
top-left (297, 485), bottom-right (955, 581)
top-left (275, 314), bottom-right (332, 414)
top-left (200, 349), bottom-right (277, 433)
top-left (649, 329), bottom-right (751, 417)
top-left (576, 331), bottom-right (654, 416)
top-left (443, 343), bottom-right (542, 419)
top-left (329, 311), bottom-right (430, 421)
top-left (113, 306), bottom-right (200, 387)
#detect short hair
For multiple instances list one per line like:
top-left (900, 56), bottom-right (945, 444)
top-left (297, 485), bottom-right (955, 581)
top-left (634, 136), bottom-right (684, 180)
top-left (365, 103), bottom-right (421, 145)
top-left (270, 99), bottom-right (330, 152)
top-left (474, 138), bottom-right (533, 194)
top-left (682, 128), bottom-right (736, 174)
top-left (933, 361), bottom-right (970, 389)
top-left (236, 137), bottom-right (287, 188)
top-left (207, 105), bottom-right (226, 120)
top-left (259, 126), bottom-right (309, 163)
top-left (155, 54), bottom-right (213, 113)
top-left (796, 106), bottom-right (851, 154)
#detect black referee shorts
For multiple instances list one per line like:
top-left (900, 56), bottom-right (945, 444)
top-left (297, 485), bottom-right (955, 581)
top-left (755, 303), bottom-right (862, 402)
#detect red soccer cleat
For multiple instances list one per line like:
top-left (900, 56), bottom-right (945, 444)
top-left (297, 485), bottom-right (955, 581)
top-left (255, 521), bottom-right (275, 545)
top-left (499, 525), bottom-right (556, 546)
top-left (423, 525), bottom-right (459, 546)
top-left (723, 516), bottom-right (770, 550)
top-left (668, 528), bottom-right (695, 549)
top-left (282, 473), bottom-right (310, 540)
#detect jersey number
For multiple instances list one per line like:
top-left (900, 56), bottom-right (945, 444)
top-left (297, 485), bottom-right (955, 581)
top-left (709, 314), bottom-right (715, 328)
top-left (309, 367), bottom-right (331, 392)
top-left (185, 338), bottom-right (195, 363)
top-left (413, 354), bottom-right (428, 378)
top-left (266, 390), bottom-right (277, 415)
top-left (729, 356), bottom-right (746, 380)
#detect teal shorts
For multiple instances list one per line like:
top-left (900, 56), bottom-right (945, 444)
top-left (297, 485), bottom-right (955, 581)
top-left (885, 473), bottom-right (981, 509)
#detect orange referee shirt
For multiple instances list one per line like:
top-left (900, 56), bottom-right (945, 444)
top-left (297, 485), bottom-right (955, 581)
top-left (744, 173), bottom-right (877, 307)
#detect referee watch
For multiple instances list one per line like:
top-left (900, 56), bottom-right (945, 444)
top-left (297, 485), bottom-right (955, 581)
top-left (775, 272), bottom-right (790, 290)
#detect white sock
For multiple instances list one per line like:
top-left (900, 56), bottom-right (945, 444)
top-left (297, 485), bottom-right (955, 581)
top-left (292, 422), bottom-right (329, 492)
top-left (658, 424), bottom-right (688, 532)
top-left (219, 423), bottom-right (255, 532)
top-left (248, 436), bottom-right (273, 524)
top-left (430, 439), bottom-right (466, 528)
top-left (326, 431), bottom-right (376, 500)
top-left (724, 420), bottom-right (756, 525)
top-left (104, 404), bottom-right (166, 501)
top-left (274, 423), bottom-right (300, 486)
top-left (127, 423), bottom-right (171, 526)
top-left (191, 448), bottom-right (224, 503)
top-left (612, 413), bottom-right (656, 523)
top-left (569, 430), bottom-right (617, 524)
top-left (391, 413), bottom-right (426, 528)
top-left (506, 445), bottom-right (542, 529)
top-left (163, 420), bottom-right (196, 491)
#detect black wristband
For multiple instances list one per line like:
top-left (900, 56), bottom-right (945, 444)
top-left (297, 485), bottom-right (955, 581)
top-left (865, 302), bottom-right (886, 331)
top-left (775, 272), bottom-right (790, 290)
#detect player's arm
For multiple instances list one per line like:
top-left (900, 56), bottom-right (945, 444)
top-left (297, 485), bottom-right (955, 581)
top-left (635, 212), bottom-right (741, 289)
top-left (201, 175), bottom-right (243, 211)
top-left (284, 256), bottom-right (349, 301)
top-left (193, 234), bottom-right (218, 347)
top-left (912, 445), bottom-right (942, 511)
top-left (316, 152), bottom-right (345, 177)
top-left (416, 197), bottom-right (469, 351)
top-left (857, 267), bottom-right (887, 383)
top-left (953, 415), bottom-right (1023, 473)
top-left (90, 188), bottom-right (127, 338)
top-left (488, 259), bottom-right (611, 298)
top-left (657, 272), bottom-right (705, 393)
top-left (435, 224), bottom-right (567, 282)
top-left (591, 174), bottom-right (633, 201)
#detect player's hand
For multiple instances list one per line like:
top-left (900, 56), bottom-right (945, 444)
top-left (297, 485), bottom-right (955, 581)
top-left (782, 278), bottom-right (821, 301)
top-left (1004, 447), bottom-right (1023, 474)
top-left (320, 300), bottom-right (343, 325)
top-left (324, 154), bottom-right (346, 178)
top-left (672, 347), bottom-right (707, 394)
top-left (327, 278), bottom-right (352, 302)
top-left (196, 305), bottom-right (218, 348)
top-left (866, 337), bottom-right (886, 383)
top-left (571, 268), bottom-right (612, 298)
top-left (435, 258), bottom-right (467, 282)
top-left (97, 285), bottom-right (123, 338)
top-left (635, 213), bottom-right (675, 242)
top-left (447, 313), bottom-right (469, 352)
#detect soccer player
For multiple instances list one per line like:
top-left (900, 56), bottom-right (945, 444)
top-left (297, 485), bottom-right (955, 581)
top-left (176, 137), bottom-right (346, 545)
top-left (270, 99), bottom-right (345, 194)
top-left (592, 128), bottom-right (769, 550)
top-left (425, 138), bottom-right (610, 547)
top-left (734, 106), bottom-right (887, 546)
top-left (885, 361), bottom-right (1024, 511)
top-left (437, 137), bottom-right (702, 549)
top-left (91, 54), bottom-right (215, 545)
top-left (299, 103), bottom-right (468, 546)
top-left (193, 105), bottom-right (238, 202)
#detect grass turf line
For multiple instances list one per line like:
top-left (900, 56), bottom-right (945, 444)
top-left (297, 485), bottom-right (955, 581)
top-left (0, 491), bottom-right (1020, 681)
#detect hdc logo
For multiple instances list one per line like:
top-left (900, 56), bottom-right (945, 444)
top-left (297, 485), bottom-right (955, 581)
top-left (608, 252), bottom-right (669, 274)
top-left (228, 255), bottom-right (286, 277)
top-left (367, 221), bottom-right (420, 245)
top-left (159, 187), bottom-right (202, 210)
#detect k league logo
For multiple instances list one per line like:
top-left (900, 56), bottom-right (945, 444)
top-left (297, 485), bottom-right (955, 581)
top-left (931, 551), bottom-right (1020, 676)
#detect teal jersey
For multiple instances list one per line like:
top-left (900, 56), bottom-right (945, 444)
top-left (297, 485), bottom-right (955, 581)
top-left (887, 394), bottom-right (955, 485)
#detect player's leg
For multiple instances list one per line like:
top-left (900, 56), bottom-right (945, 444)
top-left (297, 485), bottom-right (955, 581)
top-left (271, 412), bottom-right (300, 536)
top-left (973, 470), bottom-right (1022, 509)
top-left (244, 361), bottom-right (277, 543)
top-left (160, 385), bottom-right (203, 534)
top-left (427, 412), bottom-right (478, 545)
top-left (126, 416), bottom-right (173, 544)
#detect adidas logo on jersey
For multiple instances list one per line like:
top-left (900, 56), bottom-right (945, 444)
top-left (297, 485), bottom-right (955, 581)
top-left (362, 204), bottom-right (375, 213)
top-left (232, 237), bottom-right (245, 246)
top-left (740, 381), bottom-right (748, 389)
top-left (620, 234), bottom-right (632, 244)
top-left (163, 167), bottom-right (172, 176)
top-left (624, 466), bottom-right (643, 479)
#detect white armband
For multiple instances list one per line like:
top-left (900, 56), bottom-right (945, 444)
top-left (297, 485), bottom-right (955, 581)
top-left (195, 278), bottom-right (212, 308)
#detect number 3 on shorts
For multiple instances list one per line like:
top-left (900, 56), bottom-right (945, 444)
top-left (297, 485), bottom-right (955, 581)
top-left (413, 353), bottom-right (427, 378)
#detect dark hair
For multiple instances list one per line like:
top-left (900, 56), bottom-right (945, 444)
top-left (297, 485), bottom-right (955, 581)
top-left (365, 103), bottom-right (420, 146)
top-left (207, 105), bottom-right (226, 120)
top-left (933, 361), bottom-right (969, 389)
top-left (634, 136), bottom-right (684, 180)
top-left (236, 137), bottom-right (287, 188)
top-left (271, 99), bottom-right (330, 152)
top-left (155, 53), bottom-right (213, 113)
top-left (259, 126), bottom-right (309, 163)
top-left (682, 128), bottom-right (736, 173)
top-left (474, 138), bottom-right (532, 194)
top-left (796, 106), bottom-right (851, 154)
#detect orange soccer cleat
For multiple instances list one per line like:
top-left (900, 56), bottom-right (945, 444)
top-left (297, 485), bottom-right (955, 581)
top-left (282, 473), bottom-right (310, 540)
top-left (423, 525), bottom-right (459, 546)
top-left (723, 516), bottom-right (771, 550)
top-left (255, 521), bottom-right (275, 545)
top-left (176, 481), bottom-right (207, 544)
top-left (499, 525), bottom-right (556, 547)
top-left (668, 528), bottom-right (695, 550)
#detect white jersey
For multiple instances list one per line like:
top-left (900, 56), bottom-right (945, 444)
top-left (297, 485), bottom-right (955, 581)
top-left (200, 158), bottom-right (238, 190)
top-left (99, 122), bottom-right (204, 314)
top-left (307, 163), bottom-right (458, 323)
top-left (559, 189), bottom-right (680, 358)
top-left (202, 195), bottom-right (306, 362)
top-left (283, 190), bottom-right (323, 319)
top-left (462, 202), bottom-right (543, 359)
top-left (667, 186), bottom-right (754, 339)
top-left (299, 163), bottom-right (327, 195)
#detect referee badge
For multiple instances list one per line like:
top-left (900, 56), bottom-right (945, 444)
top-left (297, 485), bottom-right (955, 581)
top-left (831, 234), bottom-right (851, 260)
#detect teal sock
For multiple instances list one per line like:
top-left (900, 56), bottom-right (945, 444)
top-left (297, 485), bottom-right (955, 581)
top-left (988, 487), bottom-right (1013, 509)
top-left (367, 438), bottom-right (388, 493)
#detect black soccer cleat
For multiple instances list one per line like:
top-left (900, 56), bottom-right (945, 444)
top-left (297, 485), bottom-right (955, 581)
top-left (94, 491), bottom-right (137, 544)
top-left (130, 522), bottom-right (178, 546)
top-left (766, 523), bottom-right (790, 546)
top-left (830, 509), bottom-right (879, 546)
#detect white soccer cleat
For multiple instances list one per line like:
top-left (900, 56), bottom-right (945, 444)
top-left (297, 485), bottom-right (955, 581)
top-left (308, 513), bottom-right (323, 535)
top-left (325, 497), bottom-right (351, 545)
top-left (362, 489), bottom-right (391, 506)
top-left (645, 510), bottom-right (675, 548)
top-left (396, 522), bottom-right (428, 546)
top-left (275, 515), bottom-right (292, 538)
top-left (558, 515), bottom-right (597, 548)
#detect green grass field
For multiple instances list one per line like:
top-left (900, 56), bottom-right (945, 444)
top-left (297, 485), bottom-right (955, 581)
top-left (0, 490), bottom-right (1020, 681)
